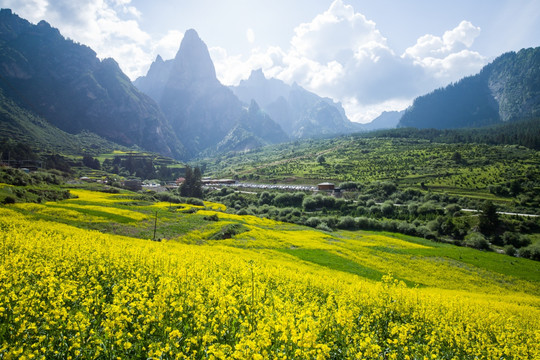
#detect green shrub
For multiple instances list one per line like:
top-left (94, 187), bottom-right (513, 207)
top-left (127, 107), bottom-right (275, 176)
top-left (316, 222), bottom-right (333, 232)
top-left (186, 197), bottom-right (204, 206)
top-left (464, 232), bottom-right (491, 250)
top-left (504, 245), bottom-right (517, 257)
top-left (209, 224), bottom-right (249, 240)
top-left (337, 216), bottom-right (356, 229)
top-left (502, 232), bottom-right (531, 248)
top-left (204, 214), bottom-right (219, 221)
top-left (305, 217), bottom-right (321, 227)
top-left (517, 244), bottom-right (540, 261)
top-left (3, 196), bottom-right (16, 204)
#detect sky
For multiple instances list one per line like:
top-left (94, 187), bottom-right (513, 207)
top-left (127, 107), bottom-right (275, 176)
top-left (2, 0), bottom-right (540, 123)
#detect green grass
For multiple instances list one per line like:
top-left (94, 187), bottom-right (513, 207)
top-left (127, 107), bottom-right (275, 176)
top-left (278, 248), bottom-right (422, 287)
top-left (376, 231), bottom-right (540, 282)
top-left (278, 248), bottom-right (385, 281)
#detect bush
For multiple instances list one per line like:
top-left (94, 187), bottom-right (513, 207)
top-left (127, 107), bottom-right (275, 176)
top-left (445, 204), bottom-right (461, 216)
top-left (186, 197), bottom-right (204, 206)
top-left (155, 192), bottom-right (183, 204)
top-left (302, 196), bottom-right (318, 211)
top-left (3, 196), bottom-right (16, 204)
top-left (501, 232), bottom-right (531, 248)
top-left (464, 232), bottom-right (490, 250)
top-left (517, 244), bottom-right (540, 261)
top-left (272, 192), bottom-right (305, 208)
top-left (316, 222), bottom-right (333, 232)
top-left (504, 245), bottom-right (517, 257)
top-left (338, 182), bottom-right (359, 190)
top-left (209, 224), bottom-right (249, 240)
top-left (258, 191), bottom-right (273, 205)
top-left (320, 216), bottom-right (338, 228)
top-left (305, 217), bottom-right (321, 228)
top-left (416, 226), bottom-right (435, 239)
top-left (337, 216), bottom-right (356, 230)
top-left (380, 202), bottom-right (394, 216)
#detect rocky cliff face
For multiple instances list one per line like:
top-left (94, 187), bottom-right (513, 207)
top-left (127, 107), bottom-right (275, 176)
top-left (486, 48), bottom-right (540, 123)
top-left (0, 9), bottom-right (184, 158)
top-left (231, 69), bottom-right (362, 138)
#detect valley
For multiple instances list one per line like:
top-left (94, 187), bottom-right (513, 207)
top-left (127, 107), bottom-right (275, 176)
top-left (1, 5), bottom-right (540, 360)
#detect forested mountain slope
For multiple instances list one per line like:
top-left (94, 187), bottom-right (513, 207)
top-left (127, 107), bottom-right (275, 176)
top-left (399, 47), bottom-right (540, 129)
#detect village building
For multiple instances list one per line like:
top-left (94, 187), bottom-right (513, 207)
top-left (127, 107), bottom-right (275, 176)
top-left (317, 182), bottom-right (335, 191)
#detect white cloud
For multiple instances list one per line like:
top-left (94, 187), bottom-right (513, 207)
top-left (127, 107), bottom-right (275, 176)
top-left (2, 0), bottom-right (152, 79)
top-left (403, 20), bottom-right (485, 81)
top-left (0, 0), bottom-right (48, 21)
top-left (210, 1), bottom-right (487, 122)
top-left (342, 97), bottom-right (412, 124)
top-left (152, 30), bottom-right (184, 60)
top-left (291, 0), bottom-right (387, 64)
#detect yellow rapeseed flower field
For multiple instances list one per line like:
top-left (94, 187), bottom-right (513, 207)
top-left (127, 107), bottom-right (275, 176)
top-left (1, 189), bottom-right (539, 359)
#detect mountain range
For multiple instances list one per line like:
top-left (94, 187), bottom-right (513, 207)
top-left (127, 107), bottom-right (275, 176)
top-left (231, 69), bottom-right (362, 138)
top-left (0, 9), bottom-right (184, 158)
top-left (1, 8), bottom-right (540, 162)
top-left (134, 29), bottom-right (289, 157)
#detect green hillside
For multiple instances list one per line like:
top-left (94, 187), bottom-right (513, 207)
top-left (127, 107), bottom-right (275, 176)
top-left (0, 87), bottom-right (128, 156)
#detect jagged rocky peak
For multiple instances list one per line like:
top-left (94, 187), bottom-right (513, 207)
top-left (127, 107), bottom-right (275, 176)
top-left (170, 28), bottom-right (218, 84)
top-left (248, 99), bottom-right (261, 114)
top-left (247, 68), bottom-right (266, 83)
top-left (147, 54), bottom-right (168, 74)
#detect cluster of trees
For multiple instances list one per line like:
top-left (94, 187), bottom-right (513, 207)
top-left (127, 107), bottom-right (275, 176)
top-left (0, 167), bottom-right (70, 204)
top-left (179, 166), bottom-right (203, 199)
top-left (205, 181), bottom-right (540, 261)
top-left (0, 139), bottom-right (37, 163)
top-left (82, 155), bottom-right (101, 170)
top-left (79, 154), bottom-right (184, 181)
top-left (368, 117), bottom-right (540, 150)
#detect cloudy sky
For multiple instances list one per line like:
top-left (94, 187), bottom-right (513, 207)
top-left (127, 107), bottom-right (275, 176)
top-left (2, 0), bottom-right (540, 122)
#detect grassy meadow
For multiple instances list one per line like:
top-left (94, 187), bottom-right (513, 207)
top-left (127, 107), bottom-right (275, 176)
top-left (1, 187), bottom-right (539, 359)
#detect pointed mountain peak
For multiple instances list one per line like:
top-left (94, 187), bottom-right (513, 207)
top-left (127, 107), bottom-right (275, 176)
top-left (155, 54), bottom-right (164, 63)
top-left (249, 99), bottom-right (261, 114)
top-left (169, 28), bottom-right (217, 85)
top-left (176, 28), bottom-right (207, 59)
top-left (182, 28), bottom-right (201, 43)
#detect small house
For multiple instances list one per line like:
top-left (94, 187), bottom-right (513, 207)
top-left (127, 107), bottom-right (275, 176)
top-left (317, 182), bottom-right (335, 191)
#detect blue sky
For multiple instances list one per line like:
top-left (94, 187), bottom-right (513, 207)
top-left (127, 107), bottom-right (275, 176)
top-left (2, 0), bottom-right (539, 122)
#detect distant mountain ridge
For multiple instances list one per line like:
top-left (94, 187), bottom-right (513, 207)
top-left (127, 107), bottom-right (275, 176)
top-left (231, 69), bottom-right (363, 138)
top-left (0, 9), bottom-right (184, 158)
top-left (358, 110), bottom-right (403, 131)
top-left (399, 47), bottom-right (540, 129)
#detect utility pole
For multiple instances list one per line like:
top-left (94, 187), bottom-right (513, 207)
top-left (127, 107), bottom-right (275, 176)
top-left (153, 211), bottom-right (158, 241)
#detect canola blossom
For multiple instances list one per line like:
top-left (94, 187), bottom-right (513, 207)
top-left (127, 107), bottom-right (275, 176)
top-left (1, 201), bottom-right (539, 360)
